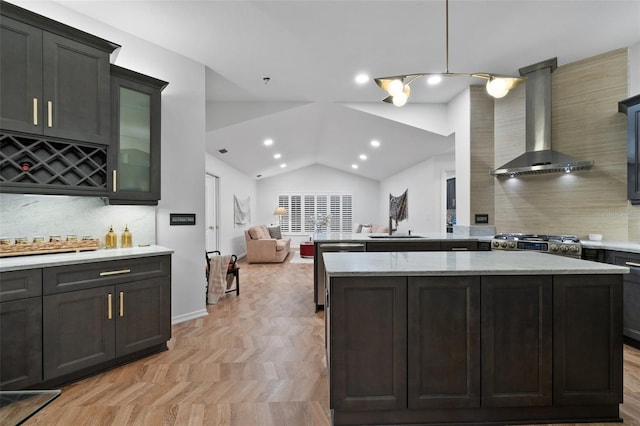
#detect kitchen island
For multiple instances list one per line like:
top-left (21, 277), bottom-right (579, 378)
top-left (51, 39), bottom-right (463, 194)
top-left (323, 251), bottom-right (629, 426)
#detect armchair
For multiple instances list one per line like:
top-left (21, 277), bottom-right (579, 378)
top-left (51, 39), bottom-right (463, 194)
top-left (244, 225), bottom-right (291, 263)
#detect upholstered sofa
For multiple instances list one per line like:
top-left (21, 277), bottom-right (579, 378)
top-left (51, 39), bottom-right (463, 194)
top-left (244, 225), bottom-right (291, 263)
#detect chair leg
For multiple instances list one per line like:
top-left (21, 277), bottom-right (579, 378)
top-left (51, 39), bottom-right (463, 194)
top-left (235, 271), bottom-right (240, 295)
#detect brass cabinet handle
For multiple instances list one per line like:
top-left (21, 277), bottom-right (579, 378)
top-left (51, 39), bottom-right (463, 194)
top-left (99, 269), bottom-right (131, 276)
top-left (33, 98), bottom-right (38, 125)
top-left (47, 101), bottom-right (53, 127)
top-left (107, 293), bottom-right (113, 320)
top-left (625, 261), bottom-right (640, 268)
top-left (451, 247), bottom-right (468, 251)
top-left (119, 291), bottom-right (124, 317)
top-left (113, 170), bottom-right (117, 192)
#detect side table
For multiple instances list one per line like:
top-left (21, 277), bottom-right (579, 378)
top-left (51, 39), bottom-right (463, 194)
top-left (299, 241), bottom-right (315, 258)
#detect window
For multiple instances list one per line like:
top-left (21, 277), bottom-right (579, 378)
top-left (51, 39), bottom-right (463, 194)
top-left (278, 193), bottom-right (353, 234)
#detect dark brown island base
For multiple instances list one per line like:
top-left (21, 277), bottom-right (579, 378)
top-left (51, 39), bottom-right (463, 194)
top-left (323, 251), bottom-right (629, 426)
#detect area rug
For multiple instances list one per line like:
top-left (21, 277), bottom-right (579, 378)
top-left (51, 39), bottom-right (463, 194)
top-left (289, 250), bottom-right (314, 264)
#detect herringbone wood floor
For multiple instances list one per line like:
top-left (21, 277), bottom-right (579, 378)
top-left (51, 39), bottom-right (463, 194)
top-left (22, 251), bottom-right (640, 425)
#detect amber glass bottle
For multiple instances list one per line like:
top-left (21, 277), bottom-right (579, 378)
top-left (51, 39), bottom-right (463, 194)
top-left (121, 225), bottom-right (132, 248)
top-left (105, 225), bottom-right (117, 249)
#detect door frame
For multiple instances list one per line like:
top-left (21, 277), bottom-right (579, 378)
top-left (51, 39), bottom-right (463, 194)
top-left (205, 173), bottom-right (220, 252)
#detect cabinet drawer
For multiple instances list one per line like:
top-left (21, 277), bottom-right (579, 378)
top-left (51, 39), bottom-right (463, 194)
top-left (0, 268), bottom-right (42, 302)
top-left (43, 255), bottom-right (170, 294)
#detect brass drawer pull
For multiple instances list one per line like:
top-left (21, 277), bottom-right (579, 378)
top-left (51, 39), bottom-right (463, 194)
top-left (119, 291), bottom-right (124, 317)
top-left (99, 269), bottom-right (131, 276)
top-left (625, 261), bottom-right (640, 268)
top-left (33, 98), bottom-right (38, 125)
top-left (107, 293), bottom-right (113, 320)
top-left (451, 247), bottom-right (468, 251)
top-left (113, 170), bottom-right (117, 192)
top-left (47, 101), bottom-right (53, 127)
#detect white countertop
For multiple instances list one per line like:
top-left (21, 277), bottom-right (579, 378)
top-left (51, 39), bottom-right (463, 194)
top-left (581, 239), bottom-right (640, 254)
top-left (0, 245), bottom-right (173, 272)
top-left (312, 232), bottom-right (492, 242)
top-left (323, 251), bottom-right (629, 277)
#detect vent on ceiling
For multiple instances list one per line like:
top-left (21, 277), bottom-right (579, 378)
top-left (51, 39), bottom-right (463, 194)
top-left (218, 148), bottom-right (228, 154)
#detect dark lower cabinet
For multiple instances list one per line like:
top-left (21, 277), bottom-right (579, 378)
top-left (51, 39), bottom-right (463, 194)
top-left (0, 254), bottom-right (171, 388)
top-left (43, 276), bottom-right (171, 380)
top-left (553, 274), bottom-right (623, 405)
top-left (481, 276), bottom-right (552, 407)
top-left (329, 276), bottom-right (407, 411)
top-left (327, 272), bottom-right (623, 425)
top-left (407, 276), bottom-right (480, 409)
top-left (115, 277), bottom-right (171, 357)
top-left (43, 286), bottom-right (116, 380)
top-left (606, 250), bottom-right (640, 345)
top-left (0, 297), bottom-right (42, 389)
top-left (0, 269), bottom-right (43, 390)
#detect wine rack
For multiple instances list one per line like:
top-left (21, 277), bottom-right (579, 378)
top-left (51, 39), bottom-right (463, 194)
top-left (0, 133), bottom-right (108, 195)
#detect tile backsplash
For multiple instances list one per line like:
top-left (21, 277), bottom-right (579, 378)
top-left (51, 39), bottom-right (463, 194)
top-left (0, 194), bottom-right (156, 247)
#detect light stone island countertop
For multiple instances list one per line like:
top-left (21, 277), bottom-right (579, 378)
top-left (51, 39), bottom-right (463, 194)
top-left (322, 251), bottom-right (629, 277)
top-left (581, 240), bottom-right (640, 254)
top-left (0, 245), bottom-right (174, 272)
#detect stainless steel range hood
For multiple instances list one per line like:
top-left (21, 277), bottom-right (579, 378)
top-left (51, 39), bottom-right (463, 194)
top-left (491, 58), bottom-right (594, 178)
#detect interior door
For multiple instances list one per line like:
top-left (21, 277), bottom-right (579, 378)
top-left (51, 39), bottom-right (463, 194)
top-left (205, 174), bottom-right (219, 252)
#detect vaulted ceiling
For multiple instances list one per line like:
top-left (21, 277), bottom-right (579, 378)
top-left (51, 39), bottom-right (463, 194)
top-left (45, 0), bottom-right (640, 180)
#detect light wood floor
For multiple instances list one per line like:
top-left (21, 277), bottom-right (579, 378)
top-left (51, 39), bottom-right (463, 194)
top-left (24, 252), bottom-right (640, 426)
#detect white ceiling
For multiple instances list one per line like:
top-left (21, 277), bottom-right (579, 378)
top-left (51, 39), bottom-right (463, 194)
top-left (49, 0), bottom-right (640, 180)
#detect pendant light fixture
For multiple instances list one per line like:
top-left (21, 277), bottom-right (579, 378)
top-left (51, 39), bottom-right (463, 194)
top-left (374, 0), bottom-right (526, 106)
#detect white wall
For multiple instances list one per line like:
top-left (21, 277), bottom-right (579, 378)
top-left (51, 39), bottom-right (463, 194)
top-left (380, 151), bottom-right (455, 234)
top-left (14, 1), bottom-right (209, 324)
top-left (448, 89), bottom-right (471, 226)
top-left (256, 164), bottom-right (379, 244)
top-left (205, 153), bottom-right (257, 257)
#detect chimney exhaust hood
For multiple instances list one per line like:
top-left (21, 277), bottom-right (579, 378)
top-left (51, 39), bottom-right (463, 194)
top-left (491, 58), bottom-right (594, 178)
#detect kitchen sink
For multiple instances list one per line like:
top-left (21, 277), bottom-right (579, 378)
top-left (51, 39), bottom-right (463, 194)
top-left (367, 234), bottom-right (425, 239)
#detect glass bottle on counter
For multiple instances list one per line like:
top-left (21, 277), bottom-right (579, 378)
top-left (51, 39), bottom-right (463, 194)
top-left (121, 225), bottom-right (132, 248)
top-left (105, 225), bottom-right (117, 249)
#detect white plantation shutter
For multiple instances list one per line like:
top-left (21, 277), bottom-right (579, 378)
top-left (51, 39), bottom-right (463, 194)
top-left (277, 193), bottom-right (352, 234)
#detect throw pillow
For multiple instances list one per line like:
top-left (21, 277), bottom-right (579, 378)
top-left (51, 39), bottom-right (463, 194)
top-left (268, 225), bottom-right (282, 239)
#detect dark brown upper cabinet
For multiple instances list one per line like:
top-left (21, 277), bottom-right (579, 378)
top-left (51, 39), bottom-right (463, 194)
top-left (0, 2), bottom-right (119, 145)
top-left (108, 65), bottom-right (168, 205)
top-left (619, 94), bottom-right (640, 205)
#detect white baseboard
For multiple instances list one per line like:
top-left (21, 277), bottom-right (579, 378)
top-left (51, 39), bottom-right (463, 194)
top-left (171, 308), bottom-right (208, 325)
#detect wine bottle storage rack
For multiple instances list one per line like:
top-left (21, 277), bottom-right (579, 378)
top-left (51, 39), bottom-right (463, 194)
top-left (0, 133), bottom-right (108, 193)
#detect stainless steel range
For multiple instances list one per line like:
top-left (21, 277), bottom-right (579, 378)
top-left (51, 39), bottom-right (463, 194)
top-left (491, 233), bottom-right (582, 258)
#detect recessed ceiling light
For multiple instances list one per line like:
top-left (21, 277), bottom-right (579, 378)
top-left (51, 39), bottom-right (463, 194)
top-left (355, 73), bottom-right (369, 84)
top-left (280, 163), bottom-right (286, 168)
top-left (274, 153), bottom-right (281, 159)
top-left (427, 75), bottom-right (442, 85)
top-left (264, 138), bottom-right (273, 146)
top-left (351, 164), bottom-right (359, 169)
top-left (370, 140), bottom-right (380, 148)
top-left (359, 154), bottom-right (367, 160)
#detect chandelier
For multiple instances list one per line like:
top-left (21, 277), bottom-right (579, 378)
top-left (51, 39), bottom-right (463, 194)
top-left (374, 0), bottom-right (526, 107)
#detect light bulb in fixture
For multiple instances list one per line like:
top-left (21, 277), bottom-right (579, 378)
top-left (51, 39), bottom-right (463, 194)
top-left (486, 78), bottom-right (509, 98)
top-left (392, 85), bottom-right (410, 107)
top-left (427, 75), bottom-right (442, 85)
top-left (387, 79), bottom-right (404, 96)
top-left (392, 93), bottom-right (408, 107)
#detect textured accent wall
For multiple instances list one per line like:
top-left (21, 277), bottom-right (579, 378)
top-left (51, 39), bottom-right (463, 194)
top-left (494, 48), bottom-right (632, 240)
top-left (469, 86), bottom-right (495, 225)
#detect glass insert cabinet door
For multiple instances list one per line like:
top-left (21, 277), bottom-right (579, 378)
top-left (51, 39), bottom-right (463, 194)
top-left (119, 87), bottom-right (151, 192)
top-left (109, 65), bottom-right (167, 205)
